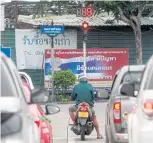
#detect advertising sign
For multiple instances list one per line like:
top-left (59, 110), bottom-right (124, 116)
top-left (44, 48), bottom-right (128, 88)
top-left (15, 29), bottom-right (77, 69)
top-left (0, 44), bottom-right (11, 58)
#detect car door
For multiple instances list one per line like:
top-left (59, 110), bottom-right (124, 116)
top-left (3, 57), bottom-right (40, 143)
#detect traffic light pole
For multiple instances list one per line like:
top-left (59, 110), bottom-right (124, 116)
top-left (83, 40), bottom-right (86, 75)
top-left (83, 32), bottom-right (87, 76)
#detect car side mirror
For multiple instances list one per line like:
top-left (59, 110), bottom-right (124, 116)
top-left (0, 97), bottom-right (22, 113)
top-left (119, 83), bottom-right (134, 96)
top-left (45, 105), bottom-right (60, 115)
top-left (134, 91), bottom-right (138, 97)
top-left (97, 89), bottom-right (109, 99)
top-left (31, 88), bottom-right (49, 103)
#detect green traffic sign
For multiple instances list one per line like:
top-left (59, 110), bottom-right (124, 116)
top-left (47, 33), bottom-right (57, 37)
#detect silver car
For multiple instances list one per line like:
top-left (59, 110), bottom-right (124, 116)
top-left (127, 55), bottom-right (153, 143)
top-left (103, 65), bottom-right (145, 143)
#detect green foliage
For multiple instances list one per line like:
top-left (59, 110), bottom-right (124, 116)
top-left (94, 1), bottom-right (151, 19)
top-left (53, 70), bottom-right (76, 89)
top-left (56, 94), bottom-right (71, 103)
top-left (32, 1), bottom-right (81, 18)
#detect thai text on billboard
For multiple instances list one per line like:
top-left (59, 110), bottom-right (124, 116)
top-left (44, 48), bottom-right (128, 88)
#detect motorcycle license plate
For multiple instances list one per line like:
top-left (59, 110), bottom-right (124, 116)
top-left (78, 112), bottom-right (88, 117)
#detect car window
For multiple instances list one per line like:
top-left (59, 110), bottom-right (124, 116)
top-left (122, 72), bottom-right (142, 83)
top-left (1, 61), bottom-right (18, 97)
top-left (111, 71), bottom-right (143, 95)
top-left (147, 73), bottom-right (153, 89)
top-left (1, 114), bottom-right (22, 137)
top-left (20, 74), bottom-right (29, 84)
top-left (144, 66), bottom-right (153, 90)
top-left (110, 74), bottom-right (118, 94)
top-left (4, 57), bottom-right (28, 103)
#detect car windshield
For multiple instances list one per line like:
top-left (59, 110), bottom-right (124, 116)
top-left (122, 72), bottom-right (142, 83)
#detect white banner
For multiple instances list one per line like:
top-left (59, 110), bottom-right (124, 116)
top-left (15, 29), bottom-right (77, 69)
top-left (0, 3), bottom-right (4, 31)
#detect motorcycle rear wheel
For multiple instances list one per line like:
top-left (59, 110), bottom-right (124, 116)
top-left (80, 126), bottom-right (85, 141)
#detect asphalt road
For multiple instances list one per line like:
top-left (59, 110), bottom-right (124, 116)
top-left (48, 102), bottom-right (107, 143)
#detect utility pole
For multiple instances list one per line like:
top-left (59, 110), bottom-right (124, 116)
top-left (50, 20), bottom-right (55, 101)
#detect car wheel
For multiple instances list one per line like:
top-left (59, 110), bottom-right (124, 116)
top-left (105, 125), bottom-right (109, 143)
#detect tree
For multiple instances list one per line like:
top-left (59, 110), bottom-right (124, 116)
top-left (53, 70), bottom-right (76, 93)
top-left (32, 1), bottom-right (82, 18)
top-left (92, 1), bottom-right (153, 64)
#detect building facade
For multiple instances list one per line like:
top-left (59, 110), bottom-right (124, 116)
top-left (1, 26), bottom-right (153, 87)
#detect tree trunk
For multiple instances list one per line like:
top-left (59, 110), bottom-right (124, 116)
top-left (58, 2), bottom-right (61, 16)
top-left (134, 26), bottom-right (143, 64)
top-left (130, 16), bottom-right (143, 65)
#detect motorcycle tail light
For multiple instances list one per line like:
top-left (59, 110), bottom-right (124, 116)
top-left (142, 100), bottom-right (153, 118)
top-left (80, 104), bottom-right (88, 111)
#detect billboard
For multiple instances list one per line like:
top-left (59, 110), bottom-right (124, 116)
top-left (15, 29), bottom-right (77, 69)
top-left (44, 48), bottom-right (128, 88)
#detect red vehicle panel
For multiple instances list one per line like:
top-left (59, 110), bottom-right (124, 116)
top-left (28, 104), bottom-right (53, 143)
top-left (23, 82), bottom-right (53, 143)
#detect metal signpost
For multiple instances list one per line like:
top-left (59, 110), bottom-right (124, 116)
top-left (41, 24), bottom-right (64, 101)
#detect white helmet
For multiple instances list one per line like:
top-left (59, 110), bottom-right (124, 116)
top-left (78, 73), bottom-right (88, 82)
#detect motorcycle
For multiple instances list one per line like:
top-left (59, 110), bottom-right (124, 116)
top-left (71, 102), bottom-right (94, 141)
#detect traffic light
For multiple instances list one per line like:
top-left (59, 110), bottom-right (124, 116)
top-left (82, 21), bottom-right (89, 33)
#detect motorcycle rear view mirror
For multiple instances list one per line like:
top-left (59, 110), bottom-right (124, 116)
top-left (31, 88), bottom-right (49, 103)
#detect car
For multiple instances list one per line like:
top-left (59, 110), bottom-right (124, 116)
top-left (126, 55), bottom-right (153, 143)
top-left (20, 72), bottom-right (55, 143)
top-left (103, 65), bottom-right (145, 143)
top-left (0, 52), bottom-right (60, 143)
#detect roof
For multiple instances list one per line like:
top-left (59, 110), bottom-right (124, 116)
top-left (18, 14), bottom-right (153, 27)
top-left (121, 65), bottom-right (145, 72)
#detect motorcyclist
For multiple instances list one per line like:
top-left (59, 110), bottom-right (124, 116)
top-left (69, 73), bottom-right (103, 139)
